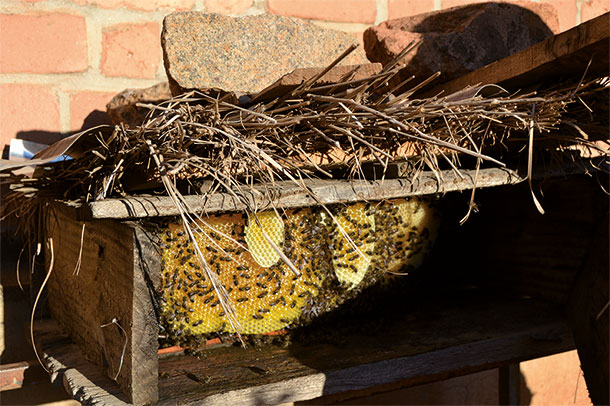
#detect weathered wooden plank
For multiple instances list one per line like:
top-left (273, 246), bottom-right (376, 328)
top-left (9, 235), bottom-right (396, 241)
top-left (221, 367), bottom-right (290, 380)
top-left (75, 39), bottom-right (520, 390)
top-left (157, 294), bottom-right (573, 405)
top-left (87, 167), bottom-right (524, 219)
top-left (33, 319), bottom-right (129, 406)
top-left (35, 294), bottom-right (574, 406)
top-left (44, 204), bottom-right (159, 405)
top-left (426, 12), bottom-right (609, 96)
top-left (179, 323), bottom-right (572, 406)
top-left (84, 156), bottom-right (604, 220)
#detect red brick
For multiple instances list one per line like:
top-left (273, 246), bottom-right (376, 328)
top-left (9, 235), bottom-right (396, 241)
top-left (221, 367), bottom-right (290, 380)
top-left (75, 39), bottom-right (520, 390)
top-left (388, 0), bottom-right (435, 20)
top-left (539, 0), bottom-right (576, 31)
top-left (267, 0), bottom-right (376, 23)
top-left (71, 0), bottom-right (194, 11)
top-left (101, 22), bottom-right (161, 79)
top-left (582, 0), bottom-right (610, 23)
top-left (0, 13), bottom-right (87, 74)
top-left (205, 0), bottom-right (253, 14)
top-left (0, 84), bottom-right (60, 151)
top-left (70, 91), bottom-right (116, 131)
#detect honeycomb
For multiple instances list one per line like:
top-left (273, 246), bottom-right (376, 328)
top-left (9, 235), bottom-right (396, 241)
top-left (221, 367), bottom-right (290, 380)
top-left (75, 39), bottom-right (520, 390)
top-left (325, 203), bottom-right (375, 290)
top-left (160, 209), bottom-right (325, 336)
top-left (372, 198), bottom-right (439, 275)
top-left (159, 199), bottom-right (439, 341)
top-left (244, 210), bottom-right (284, 267)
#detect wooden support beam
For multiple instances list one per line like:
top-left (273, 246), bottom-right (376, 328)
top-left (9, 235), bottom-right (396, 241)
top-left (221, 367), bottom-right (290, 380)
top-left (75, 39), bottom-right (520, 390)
top-left (73, 157), bottom-right (602, 220)
top-left (499, 364), bottom-right (521, 405)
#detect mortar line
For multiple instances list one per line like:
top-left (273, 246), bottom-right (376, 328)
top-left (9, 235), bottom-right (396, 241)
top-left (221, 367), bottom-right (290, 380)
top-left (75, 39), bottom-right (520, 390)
top-left (375, 0), bottom-right (388, 24)
top-left (58, 90), bottom-right (71, 133)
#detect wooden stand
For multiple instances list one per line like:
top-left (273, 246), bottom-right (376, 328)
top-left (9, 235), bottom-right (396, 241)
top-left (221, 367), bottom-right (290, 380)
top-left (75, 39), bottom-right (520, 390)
top-left (39, 168), bottom-right (607, 405)
top-left (38, 12), bottom-right (609, 402)
top-left (35, 293), bottom-right (574, 405)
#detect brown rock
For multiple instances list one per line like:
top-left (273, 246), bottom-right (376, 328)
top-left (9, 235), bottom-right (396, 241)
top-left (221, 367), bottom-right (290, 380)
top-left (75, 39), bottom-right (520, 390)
top-left (363, 2), bottom-right (559, 89)
top-left (162, 12), bottom-right (368, 95)
top-left (106, 82), bottom-right (171, 128)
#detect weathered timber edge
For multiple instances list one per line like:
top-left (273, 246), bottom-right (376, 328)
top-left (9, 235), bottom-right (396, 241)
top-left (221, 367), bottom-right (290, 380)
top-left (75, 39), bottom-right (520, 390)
top-left (44, 204), bottom-right (159, 405)
top-left (87, 167), bottom-right (523, 219)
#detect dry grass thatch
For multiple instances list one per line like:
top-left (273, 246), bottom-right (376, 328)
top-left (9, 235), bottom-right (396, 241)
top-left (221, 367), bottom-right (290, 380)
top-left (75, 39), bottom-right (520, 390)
top-left (2, 43), bottom-right (608, 336)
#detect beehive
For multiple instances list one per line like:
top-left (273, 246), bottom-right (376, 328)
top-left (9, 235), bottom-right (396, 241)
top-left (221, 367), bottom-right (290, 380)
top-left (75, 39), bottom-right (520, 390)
top-left (158, 198), bottom-right (439, 343)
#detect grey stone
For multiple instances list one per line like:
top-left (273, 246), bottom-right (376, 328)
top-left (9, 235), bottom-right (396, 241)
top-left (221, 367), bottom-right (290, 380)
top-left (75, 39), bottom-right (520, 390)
top-left (161, 12), bottom-right (368, 95)
top-left (363, 2), bottom-right (559, 89)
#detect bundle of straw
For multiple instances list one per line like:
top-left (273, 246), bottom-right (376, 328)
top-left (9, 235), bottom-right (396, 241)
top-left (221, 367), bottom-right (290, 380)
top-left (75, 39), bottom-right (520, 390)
top-left (2, 44), bottom-right (608, 337)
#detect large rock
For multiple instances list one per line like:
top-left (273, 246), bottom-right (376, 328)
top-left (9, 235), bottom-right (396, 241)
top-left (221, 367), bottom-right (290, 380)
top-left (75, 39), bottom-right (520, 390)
top-left (363, 2), bottom-right (559, 88)
top-left (162, 12), bottom-right (368, 95)
top-left (106, 82), bottom-right (172, 128)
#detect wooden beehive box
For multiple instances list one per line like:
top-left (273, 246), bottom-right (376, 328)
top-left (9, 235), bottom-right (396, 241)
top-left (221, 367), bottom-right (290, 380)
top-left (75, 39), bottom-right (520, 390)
top-left (40, 164), bottom-right (606, 405)
top-left (37, 14), bottom-right (609, 405)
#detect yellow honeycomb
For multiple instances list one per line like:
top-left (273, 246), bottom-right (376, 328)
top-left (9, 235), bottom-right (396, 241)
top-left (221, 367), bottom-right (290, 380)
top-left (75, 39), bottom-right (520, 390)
top-left (160, 209), bottom-right (325, 336)
top-left (372, 198), bottom-right (439, 275)
top-left (325, 203), bottom-right (376, 290)
top-left (159, 199), bottom-right (439, 339)
top-left (244, 210), bottom-right (284, 268)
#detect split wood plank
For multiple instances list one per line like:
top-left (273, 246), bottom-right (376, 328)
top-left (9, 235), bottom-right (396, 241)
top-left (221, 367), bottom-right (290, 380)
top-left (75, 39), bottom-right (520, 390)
top-left (86, 167), bottom-right (524, 219)
top-left (44, 205), bottom-right (160, 405)
top-left (156, 294), bottom-right (573, 405)
top-left (83, 156), bottom-right (601, 220)
top-left (425, 12), bottom-right (610, 97)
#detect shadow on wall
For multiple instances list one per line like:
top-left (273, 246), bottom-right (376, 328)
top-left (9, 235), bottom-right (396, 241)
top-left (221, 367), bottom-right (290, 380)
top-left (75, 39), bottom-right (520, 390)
top-left (2, 110), bottom-right (112, 160)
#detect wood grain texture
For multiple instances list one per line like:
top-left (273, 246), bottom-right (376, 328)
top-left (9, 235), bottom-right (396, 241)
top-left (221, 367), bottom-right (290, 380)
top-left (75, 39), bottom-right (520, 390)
top-left (425, 12), bottom-right (609, 96)
top-left (81, 157), bottom-right (603, 220)
top-left (156, 294), bottom-right (573, 405)
top-left (35, 293), bottom-right (574, 405)
top-left (33, 319), bottom-right (129, 406)
top-left (87, 167), bottom-right (525, 219)
top-left (44, 204), bottom-right (158, 405)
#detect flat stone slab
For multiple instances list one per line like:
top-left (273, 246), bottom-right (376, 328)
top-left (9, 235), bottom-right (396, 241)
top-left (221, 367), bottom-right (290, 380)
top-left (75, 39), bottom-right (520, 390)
top-left (162, 12), bottom-right (368, 95)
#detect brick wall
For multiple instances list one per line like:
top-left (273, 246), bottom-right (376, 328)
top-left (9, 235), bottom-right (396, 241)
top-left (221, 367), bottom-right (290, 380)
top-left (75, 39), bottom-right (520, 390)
top-left (0, 0), bottom-right (608, 153)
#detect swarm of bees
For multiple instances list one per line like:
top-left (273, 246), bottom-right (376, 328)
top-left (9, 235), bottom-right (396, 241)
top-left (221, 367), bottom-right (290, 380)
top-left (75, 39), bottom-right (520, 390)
top-left (159, 197), bottom-right (439, 344)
